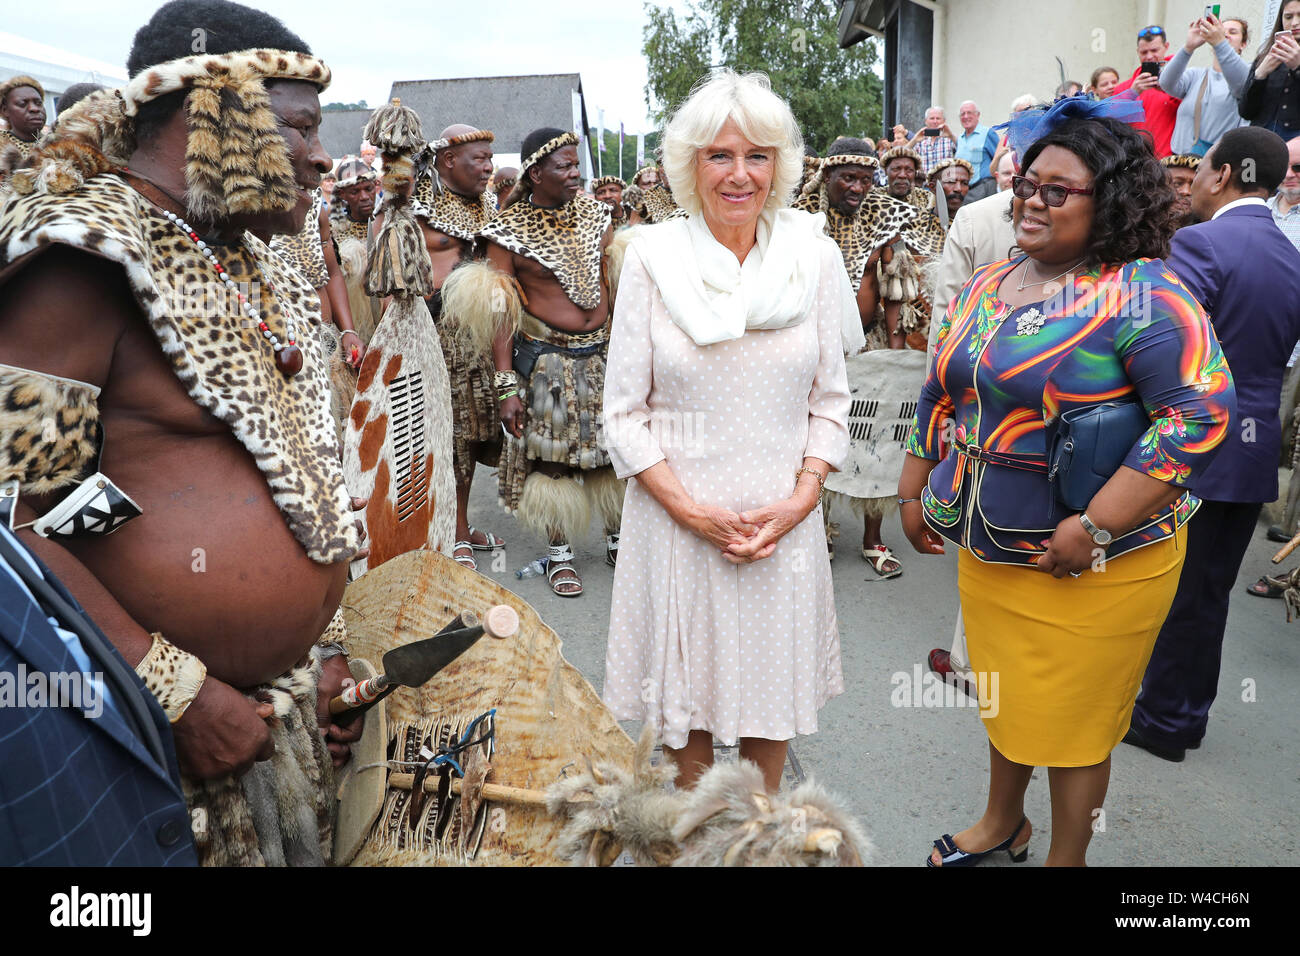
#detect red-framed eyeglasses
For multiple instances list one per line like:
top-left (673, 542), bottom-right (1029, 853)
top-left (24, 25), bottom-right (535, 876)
top-left (1011, 175), bottom-right (1095, 207)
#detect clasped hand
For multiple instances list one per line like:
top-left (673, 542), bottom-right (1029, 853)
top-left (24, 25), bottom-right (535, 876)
top-left (690, 494), bottom-right (815, 564)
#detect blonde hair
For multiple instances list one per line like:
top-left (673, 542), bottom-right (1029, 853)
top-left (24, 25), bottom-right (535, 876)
top-left (660, 69), bottom-right (804, 217)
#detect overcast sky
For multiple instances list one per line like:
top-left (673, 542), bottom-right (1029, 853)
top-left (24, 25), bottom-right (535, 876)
top-left (5, 0), bottom-right (690, 133)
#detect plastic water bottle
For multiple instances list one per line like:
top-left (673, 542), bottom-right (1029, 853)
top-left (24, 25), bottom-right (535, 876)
top-left (515, 558), bottom-right (549, 579)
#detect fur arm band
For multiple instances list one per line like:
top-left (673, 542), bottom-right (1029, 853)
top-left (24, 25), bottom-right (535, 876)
top-left (0, 363), bottom-right (101, 495)
top-left (134, 632), bottom-right (207, 723)
top-left (438, 259), bottom-right (523, 359)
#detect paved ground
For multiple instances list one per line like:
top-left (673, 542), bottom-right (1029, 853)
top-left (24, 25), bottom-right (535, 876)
top-left (464, 465), bottom-right (1297, 866)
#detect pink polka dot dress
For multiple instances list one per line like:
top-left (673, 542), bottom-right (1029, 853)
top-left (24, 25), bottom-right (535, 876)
top-left (602, 243), bottom-right (852, 749)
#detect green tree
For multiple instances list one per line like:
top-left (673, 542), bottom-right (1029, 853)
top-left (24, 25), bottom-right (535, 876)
top-left (588, 127), bottom-right (663, 182)
top-left (322, 100), bottom-right (369, 112)
top-left (642, 0), bottom-right (883, 154)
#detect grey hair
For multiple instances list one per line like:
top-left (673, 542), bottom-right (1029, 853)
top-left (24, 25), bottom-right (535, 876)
top-left (660, 69), bottom-right (804, 217)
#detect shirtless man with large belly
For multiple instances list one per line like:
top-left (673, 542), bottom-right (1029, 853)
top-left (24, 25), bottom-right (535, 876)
top-left (0, 1), bottom-right (364, 863)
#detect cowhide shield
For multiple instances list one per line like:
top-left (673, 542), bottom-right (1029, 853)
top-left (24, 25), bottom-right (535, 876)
top-left (824, 348), bottom-right (928, 502)
top-left (343, 297), bottom-right (456, 577)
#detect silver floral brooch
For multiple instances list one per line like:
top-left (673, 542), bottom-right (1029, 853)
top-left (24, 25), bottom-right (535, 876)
top-left (1015, 307), bottom-right (1046, 336)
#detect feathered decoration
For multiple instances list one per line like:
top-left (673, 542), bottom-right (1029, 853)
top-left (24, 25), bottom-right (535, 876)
top-left (1000, 92), bottom-right (1146, 162)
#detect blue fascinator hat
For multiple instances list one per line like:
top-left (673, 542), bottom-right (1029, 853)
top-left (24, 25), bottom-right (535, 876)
top-left (995, 93), bottom-right (1146, 162)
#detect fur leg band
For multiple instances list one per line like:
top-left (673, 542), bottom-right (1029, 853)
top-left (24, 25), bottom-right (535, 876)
top-left (517, 471), bottom-right (590, 543)
top-left (584, 466), bottom-right (625, 533)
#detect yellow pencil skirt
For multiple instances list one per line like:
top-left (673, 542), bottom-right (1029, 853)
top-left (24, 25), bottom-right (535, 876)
top-left (957, 527), bottom-right (1185, 768)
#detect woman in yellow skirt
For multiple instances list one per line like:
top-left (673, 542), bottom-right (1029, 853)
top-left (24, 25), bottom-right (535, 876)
top-left (898, 99), bottom-right (1236, 866)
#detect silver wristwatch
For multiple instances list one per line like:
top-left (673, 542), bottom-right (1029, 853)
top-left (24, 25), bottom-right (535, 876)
top-left (1078, 512), bottom-right (1112, 547)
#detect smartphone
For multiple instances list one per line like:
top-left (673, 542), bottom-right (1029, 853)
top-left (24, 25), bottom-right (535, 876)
top-left (1140, 61), bottom-right (1162, 77)
top-left (1204, 4), bottom-right (1220, 18)
top-left (923, 128), bottom-right (941, 136)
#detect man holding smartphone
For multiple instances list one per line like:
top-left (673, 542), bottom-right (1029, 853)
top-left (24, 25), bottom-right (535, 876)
top-left (907, 106), bottom-right (957, 175)
top-left (1112, 24), bottom-right (1182, 157)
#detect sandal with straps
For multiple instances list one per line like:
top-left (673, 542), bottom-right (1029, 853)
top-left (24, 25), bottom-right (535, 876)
top-left (1245, 573), bottom-right (1287, 599)
top-left (453, 541), bottom-right (477, 571)
top-left (927, 816), bottom-right (1030, 867)
top-left (547, 543), bottom-right (583, 598)
top-left (468, 527), bottom-right (505, 552)
top-left (862, 544), bottom-right (902, 579)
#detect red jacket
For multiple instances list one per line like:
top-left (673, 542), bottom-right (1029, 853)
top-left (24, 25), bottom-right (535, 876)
top-left (1113, 60), bottom-right (1180, 157)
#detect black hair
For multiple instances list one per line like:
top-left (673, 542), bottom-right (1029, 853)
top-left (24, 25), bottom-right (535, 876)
top-left (126, 0), bottom-right (310, 141)
top-left (1207, 125), bottom-right (1288, 194)
top-left (56, 83), bottom-right (105, 118)
top-left (1018, 116), bottom-right (1179, 266)
top-left (520, 127), bottom-right (568, 163)
top-left (520, 127), bottom-right (568, 184)
top-left (804, 145), bottom-right (818, 157)
top-left (827, 137), bottom-right (877, 158)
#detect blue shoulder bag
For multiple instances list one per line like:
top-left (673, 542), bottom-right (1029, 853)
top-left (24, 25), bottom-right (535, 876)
top-left (1046, 400), bottom-right (1151, 512)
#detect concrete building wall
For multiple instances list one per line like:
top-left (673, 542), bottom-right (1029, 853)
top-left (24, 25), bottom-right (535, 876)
top-left (915, 0), bottom-right (1270, 131)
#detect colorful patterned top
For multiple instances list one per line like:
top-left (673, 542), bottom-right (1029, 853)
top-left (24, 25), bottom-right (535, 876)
top-left (905, 255), bottom-right (1236, 565)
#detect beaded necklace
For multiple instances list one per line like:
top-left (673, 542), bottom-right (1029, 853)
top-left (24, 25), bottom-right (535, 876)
top-left (159, 208), bottom-right (302, 376)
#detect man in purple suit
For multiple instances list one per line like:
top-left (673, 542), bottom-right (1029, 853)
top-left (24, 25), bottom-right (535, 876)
top-left (1126, 126), bottom-right (1300, 761)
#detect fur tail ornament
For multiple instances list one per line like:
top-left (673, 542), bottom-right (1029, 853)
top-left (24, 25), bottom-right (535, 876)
top-left (439, 259), bottom-right (523, 358)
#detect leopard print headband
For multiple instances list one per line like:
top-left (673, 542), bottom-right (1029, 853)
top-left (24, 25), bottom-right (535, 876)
top-left (431, 129), bottom-right (495, 149)
top-left (800, 154), bottom-right (877, 197)
top-left (1161, 154), bottom-right (1201, 170)
top-left (878, 145), bottom-right (923, 169)
top-left (822, 154), bottom-right (878, 170)
top-left (334, 162), bottom-right (379, 189)
top-left (928, 157), bottom-right (973, 181)
top-left (520, 131), bottom-right (579, 180)
top-left (119, 48), bottom-right (331, 115)
top-left (590, 176), bottom-right (626, 190)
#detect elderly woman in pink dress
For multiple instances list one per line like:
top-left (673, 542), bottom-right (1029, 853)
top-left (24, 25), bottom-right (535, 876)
top-left (602, 70), bottom-right (861, 792)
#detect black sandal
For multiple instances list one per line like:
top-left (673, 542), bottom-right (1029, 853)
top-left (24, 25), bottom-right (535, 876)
top-left (1245, 574), bottom-right (1286, 599)
top-left (927, 817), bottom-right (1030, 867)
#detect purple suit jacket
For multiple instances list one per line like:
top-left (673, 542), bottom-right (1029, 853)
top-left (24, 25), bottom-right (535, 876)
top-left (1167, 203), bottom-right (1300, 503)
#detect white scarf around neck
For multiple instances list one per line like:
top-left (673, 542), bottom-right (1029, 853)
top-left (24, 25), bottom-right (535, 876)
top-left (633, 206), bottom-right (860, 349)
